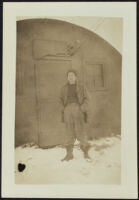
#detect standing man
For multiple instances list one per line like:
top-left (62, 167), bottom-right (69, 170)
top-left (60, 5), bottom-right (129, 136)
top-left (60, 69), bottom-right (91, 161)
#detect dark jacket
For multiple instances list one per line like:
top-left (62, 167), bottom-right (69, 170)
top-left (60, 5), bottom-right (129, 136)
top-left (60, 82), bottom-right (89, 123)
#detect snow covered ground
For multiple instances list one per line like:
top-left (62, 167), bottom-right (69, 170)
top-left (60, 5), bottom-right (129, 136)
top-left (15, 135), bottom-right (121, 184)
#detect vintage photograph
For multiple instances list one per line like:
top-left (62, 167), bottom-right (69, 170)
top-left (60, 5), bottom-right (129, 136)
top-left (14, 16), bottom-right (122, 184)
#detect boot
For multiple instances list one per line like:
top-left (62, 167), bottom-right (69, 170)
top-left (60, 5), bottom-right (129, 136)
top-left (80, 144), bottom-right (92, 162)
top-left (61, 145), bottom-right (74, 161)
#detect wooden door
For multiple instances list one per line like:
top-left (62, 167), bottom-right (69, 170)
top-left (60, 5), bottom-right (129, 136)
top-left (35, 60), bottom-right (72, 147)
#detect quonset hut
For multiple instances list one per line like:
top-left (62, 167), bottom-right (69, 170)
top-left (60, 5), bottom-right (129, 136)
top-left (15, 19), bottom-right (122, 147)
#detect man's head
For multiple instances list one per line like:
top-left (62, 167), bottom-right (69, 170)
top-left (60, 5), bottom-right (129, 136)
top-left (67, 69), bottom-right (77, 84)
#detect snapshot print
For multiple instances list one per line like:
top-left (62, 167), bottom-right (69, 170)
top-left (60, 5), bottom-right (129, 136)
top-left (15, 17), bottom-right (122, 184)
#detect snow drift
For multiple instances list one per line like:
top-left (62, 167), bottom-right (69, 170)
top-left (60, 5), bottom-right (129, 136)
top-left (15, 135), bottom-right (121, 184)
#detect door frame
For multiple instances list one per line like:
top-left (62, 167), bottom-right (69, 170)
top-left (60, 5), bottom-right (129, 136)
top-left (34, 58), bottom-right (73, 146)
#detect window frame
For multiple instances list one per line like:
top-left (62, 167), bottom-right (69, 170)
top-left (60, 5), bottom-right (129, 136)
top-left (84, 60), bottom-right (108, 92)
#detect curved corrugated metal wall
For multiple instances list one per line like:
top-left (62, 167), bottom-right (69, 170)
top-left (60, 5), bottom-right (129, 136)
top-left (15, 19), bottom-right (122, 147)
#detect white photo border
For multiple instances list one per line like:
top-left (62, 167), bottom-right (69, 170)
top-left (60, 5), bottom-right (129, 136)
top-left (2, 2), bottom-right (137, 198)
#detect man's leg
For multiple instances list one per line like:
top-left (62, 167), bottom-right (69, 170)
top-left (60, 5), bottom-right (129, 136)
top-left (73, 106), bottom-right (91, 160)
top-left (80, 143), bottom-right (91, 159)
top-left (61, 105), bottom-right (75, 161)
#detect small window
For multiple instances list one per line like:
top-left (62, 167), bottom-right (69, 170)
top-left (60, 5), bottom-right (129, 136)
top-left (84, 64), bottom-right (105, 91)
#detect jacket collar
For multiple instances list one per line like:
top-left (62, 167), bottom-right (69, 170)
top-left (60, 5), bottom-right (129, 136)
top-left (65, 82), bottom-right (80, 93)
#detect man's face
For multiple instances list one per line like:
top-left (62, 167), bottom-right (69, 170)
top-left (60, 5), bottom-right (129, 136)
top-left (67, 72), bottom-right (76, 84)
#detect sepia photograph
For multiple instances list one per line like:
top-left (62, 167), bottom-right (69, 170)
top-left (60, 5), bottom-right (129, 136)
top-left (15, 16), bottom-right (122, 184)
top-left (2, 2), bottom-right (137, 199)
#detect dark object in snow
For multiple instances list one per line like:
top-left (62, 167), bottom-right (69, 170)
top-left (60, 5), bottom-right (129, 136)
top-left (18, 163), bottom-right (26, 172)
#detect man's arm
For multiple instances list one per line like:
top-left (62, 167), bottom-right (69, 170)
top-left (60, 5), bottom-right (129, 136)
top-left (80, 86), bottom-right (89, 112)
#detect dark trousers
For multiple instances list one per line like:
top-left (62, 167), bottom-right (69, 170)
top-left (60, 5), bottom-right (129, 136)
top-left (64, 103), bottom-right (89, 149)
